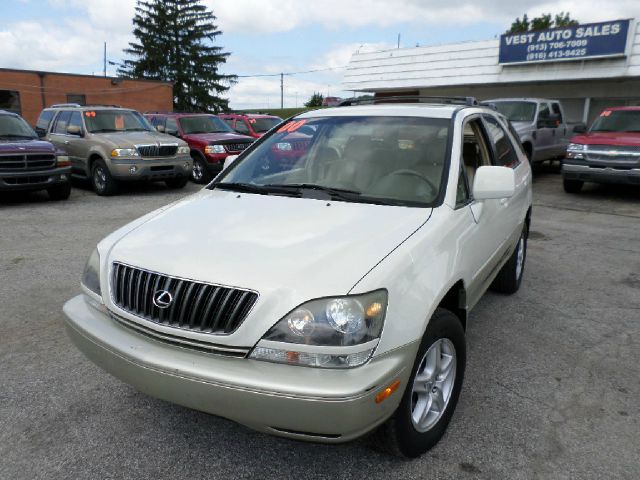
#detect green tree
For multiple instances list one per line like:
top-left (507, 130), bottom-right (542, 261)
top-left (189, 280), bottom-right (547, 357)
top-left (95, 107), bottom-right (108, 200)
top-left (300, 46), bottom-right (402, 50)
top-left (119, 0), bottom-right (236, 112)
top-left (304, 92), bottom-right (324, 107)
top-left (506, 12), bottom-right (579, 34)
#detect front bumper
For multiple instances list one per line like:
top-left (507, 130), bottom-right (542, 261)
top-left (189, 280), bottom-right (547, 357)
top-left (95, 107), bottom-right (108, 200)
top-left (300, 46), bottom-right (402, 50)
top-left (562, 162), bottom-right (640, 185)
top-left (110, 155), bottom-right (192, 181)
top-left (0, 166), bottom-right (70, 192)
top-left (63, 294), bottom-right (417, 442)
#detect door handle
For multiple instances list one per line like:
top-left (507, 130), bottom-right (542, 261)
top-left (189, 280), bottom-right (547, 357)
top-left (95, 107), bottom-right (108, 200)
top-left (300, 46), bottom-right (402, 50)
top-left (500, 198), bottom-right (509, 206)
top-left (64, 140), bottom-right (70, 145)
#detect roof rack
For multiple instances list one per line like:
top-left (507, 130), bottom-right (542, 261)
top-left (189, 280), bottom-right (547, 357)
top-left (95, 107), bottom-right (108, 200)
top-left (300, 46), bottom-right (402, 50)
top-left (339, 96), bottom-right (479, 107)
top-left (49, 103), bottom-right (81, 108)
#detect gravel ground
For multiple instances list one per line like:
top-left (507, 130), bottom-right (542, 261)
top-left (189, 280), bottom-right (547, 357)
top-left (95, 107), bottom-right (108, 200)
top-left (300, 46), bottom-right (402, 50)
top-left (1, 170), bottom-right (639, 480)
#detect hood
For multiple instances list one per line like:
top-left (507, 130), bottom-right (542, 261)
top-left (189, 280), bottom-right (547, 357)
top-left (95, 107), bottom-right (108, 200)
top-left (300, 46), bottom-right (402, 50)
top-left (511, 121), bottom-right (533, 132)
top-left (182, 132), bottom-right (254, 144)
top-left (95, 131), bottom-right (187, 148)
top-left (0, 138), bottom-right (56, 154)
top-left (571, 131), bottom-right (640, 147)
top-left (106, 190), bottom-right (431, 341)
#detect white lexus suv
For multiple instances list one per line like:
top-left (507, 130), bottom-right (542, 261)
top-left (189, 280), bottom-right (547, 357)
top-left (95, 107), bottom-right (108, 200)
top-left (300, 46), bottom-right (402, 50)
top-left (64, 99), bottom-right (532, 457)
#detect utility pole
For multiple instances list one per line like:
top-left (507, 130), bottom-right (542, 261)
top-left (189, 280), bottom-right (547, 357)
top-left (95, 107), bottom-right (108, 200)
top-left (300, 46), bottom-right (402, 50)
top-left (280, 73), bottom-right (284, 109)
top-left (397, 33), bottom-right (401, 49)
top-left (103, 42), bottom-right (107, 77)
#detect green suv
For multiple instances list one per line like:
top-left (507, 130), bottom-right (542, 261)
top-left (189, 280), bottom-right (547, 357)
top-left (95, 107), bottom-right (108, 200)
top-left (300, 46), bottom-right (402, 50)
top-left (36, 105), bottom-right (192, 195)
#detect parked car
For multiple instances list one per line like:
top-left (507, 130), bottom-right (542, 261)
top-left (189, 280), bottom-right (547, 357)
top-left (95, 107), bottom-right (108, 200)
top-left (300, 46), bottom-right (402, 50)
top-left (35, 105), bottom-right (192, 195)
top-left (63, 99), bottom-right (532, 458)
top-left (218, 113), bottom-right (282, 138)
top-left (487, 98), bottom-right (586, 163)
top-left (562, 106), bottom-right (640, 193)
top-left (145, 113), bottom-right (254, 184)
top-left (322, 96), bottom-right (343, 107)
top-left (0, 109), bottom-right (71, 200)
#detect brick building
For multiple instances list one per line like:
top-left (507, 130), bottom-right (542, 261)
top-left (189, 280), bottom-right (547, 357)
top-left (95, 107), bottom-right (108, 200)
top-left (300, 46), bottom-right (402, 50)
top-left (0, 68), bottom-right (173, 125)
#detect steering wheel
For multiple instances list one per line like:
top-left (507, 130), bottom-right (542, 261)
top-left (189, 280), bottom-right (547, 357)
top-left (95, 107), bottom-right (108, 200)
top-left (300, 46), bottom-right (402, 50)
top-left (382, 169), bottom-right (438, 196)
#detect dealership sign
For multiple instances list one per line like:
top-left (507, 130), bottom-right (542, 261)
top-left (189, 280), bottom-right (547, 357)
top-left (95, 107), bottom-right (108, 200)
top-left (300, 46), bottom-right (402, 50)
top-left (499, 19), bottom-right (631, 64)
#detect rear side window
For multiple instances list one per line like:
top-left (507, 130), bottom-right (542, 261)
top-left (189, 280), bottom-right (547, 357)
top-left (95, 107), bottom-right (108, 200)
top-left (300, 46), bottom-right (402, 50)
top-left (36, 110), bottom-right (55, 136)
top-left (551, 103), bottom-right (563, 123)
top-left (53, 111), bottom-right (72, 134)
top-left (483, 115), bottom-right (521, 168)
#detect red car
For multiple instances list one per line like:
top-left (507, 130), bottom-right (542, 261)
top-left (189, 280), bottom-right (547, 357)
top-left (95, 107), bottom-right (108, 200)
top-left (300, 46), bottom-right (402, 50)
top-left (218, 113), bottom-right (282, 139)
top-left (562, 106), bottom-right (640, 193)
top-left (145, 113), bottom-right (254, 183)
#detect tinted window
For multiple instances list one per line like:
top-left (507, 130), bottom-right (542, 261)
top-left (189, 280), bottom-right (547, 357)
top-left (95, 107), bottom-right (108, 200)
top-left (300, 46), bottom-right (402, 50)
top-left (234, 120), bottom-right (250, 134)
top-left (84, 110), bottom-right (152, 133)
top-left (0, 90), bottom-right (21, 115)
top-left (66, 94), bottom-right (86, 106)
top-left (590, 110), bottom-right (640, 133)
top-left (165, 117), bottom-right (179, 134)
top-left (0, 114), bottom-right (37, 138)
top-left (53, 111), bottom-right (72, 134)
top-left (68, 111), bottom-right (83, 132)
top-left (251, 117), bottom-right (281, 133)
top-left (551, 103), bottom-right (563, 123)
top-left (179, 115), bottom-right (232, 134)
top-left (538, 103), bottom-right (551, 120)
top-left (36, 110), bottom-right (55, 136)
top-left (455, 162), bottom-right (470, 208)
top-left (483, 115), bottom-right (520, 168)
top-left (216, 116), bottom-right (450, 207)
top-left (492, 101), bottom-right (536, 122)
top-left (222, 118), bottom-right (234, 128)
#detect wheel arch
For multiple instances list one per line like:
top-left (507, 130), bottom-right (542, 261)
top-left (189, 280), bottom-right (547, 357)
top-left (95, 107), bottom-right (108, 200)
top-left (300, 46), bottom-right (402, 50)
top-left (434, 279), bottom-right (468, 331)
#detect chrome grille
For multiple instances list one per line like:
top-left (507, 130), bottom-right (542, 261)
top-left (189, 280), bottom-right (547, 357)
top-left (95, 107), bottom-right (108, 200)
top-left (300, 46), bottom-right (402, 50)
top-left (136, 144), bottom-right (178, 157)
top-left (226, 143), bottom-right (251, 152)
top-left (586, 145), bottom-right (640, 163)
top-left (111, 263), bottom-right (258, 334)
top-left (0, 153), bottom-right (56, 171)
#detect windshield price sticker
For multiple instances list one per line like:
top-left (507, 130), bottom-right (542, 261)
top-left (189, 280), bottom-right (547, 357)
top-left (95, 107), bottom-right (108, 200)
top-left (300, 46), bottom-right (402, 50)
top-left (85, 111), bottom-right (96, 117)
top-left (499, 20), bottom-right (630, 64)
top-left (277, 119), bottom-right (306, 133)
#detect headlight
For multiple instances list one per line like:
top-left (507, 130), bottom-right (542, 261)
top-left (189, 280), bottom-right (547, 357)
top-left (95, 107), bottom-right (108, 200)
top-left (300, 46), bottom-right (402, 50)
top-left (205, 144), bottom-right (226, 154)
top-left (81, 248), bottom-right (101, 296)
top-left (111, 148), bottom-right (139, 157)
top-left (177, 145), bottom-right (190, 155)
top-left (56, 155), bottom-right (71, 167)
top-left (249, 290), bottom-right (387, 368)
top-left (566, 143), bottom-right (586, 160)
top-left (275, 142), bottom-right (292, 151)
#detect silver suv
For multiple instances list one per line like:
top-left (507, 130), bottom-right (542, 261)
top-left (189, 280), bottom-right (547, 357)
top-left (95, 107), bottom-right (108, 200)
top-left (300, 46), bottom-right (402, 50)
top-left (37, 105), bottom-right (192, 195)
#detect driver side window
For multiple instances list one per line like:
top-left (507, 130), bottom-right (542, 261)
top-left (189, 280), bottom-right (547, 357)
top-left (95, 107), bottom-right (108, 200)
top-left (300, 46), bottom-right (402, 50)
top-left (456, 118), bottom-right (492, 206)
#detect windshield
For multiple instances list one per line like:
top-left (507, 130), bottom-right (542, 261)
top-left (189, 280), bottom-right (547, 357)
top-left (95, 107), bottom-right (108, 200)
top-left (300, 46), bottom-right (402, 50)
top-left (0, 114), bottom-right (37, 139)
top-left (180, 115), bottom-right (233, 134)
top-left (250, 117), bottom-right (282, 133)
top-left (492, 102), bottom-right (537, 123)
top-left (84, 110), bottom-right (153, 133)
top-left (590, 110), bottom-right (640, 133)
top-left (214, 116), bottom-right (450, 207)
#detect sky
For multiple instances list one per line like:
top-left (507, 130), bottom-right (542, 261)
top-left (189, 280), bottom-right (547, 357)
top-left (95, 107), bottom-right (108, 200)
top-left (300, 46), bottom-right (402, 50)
top-left (1, 0), bottom-right (640, 109)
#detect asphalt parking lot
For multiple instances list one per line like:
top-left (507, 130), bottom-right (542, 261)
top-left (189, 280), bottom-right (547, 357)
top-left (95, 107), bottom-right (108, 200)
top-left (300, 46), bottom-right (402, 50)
top-left (1, 170), bottom-right (639, 480)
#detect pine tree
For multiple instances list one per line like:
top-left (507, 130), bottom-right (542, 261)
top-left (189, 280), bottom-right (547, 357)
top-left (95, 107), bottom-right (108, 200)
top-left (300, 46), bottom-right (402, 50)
top-left (119, 0), bottom-right (235, 112)
top-left (305, 92), bottom-right (324, 108)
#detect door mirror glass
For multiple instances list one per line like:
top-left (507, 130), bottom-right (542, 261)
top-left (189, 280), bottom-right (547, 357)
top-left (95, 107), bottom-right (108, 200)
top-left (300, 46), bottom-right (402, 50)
top-left (156, 125), bottom-right (165, 133)
top-left (67, 125), bottom-right (82, 136)
top-left (472, 166), bottom-right (515, 200)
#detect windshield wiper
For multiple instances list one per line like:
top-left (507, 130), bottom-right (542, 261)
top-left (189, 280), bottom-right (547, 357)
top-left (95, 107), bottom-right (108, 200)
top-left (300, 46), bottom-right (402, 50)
top-left (0, 134), bottom-right (36, 139)
top-left (264, 183), bottom-right (362, 200)
top-left (211, 182), bottom-right (298, 196)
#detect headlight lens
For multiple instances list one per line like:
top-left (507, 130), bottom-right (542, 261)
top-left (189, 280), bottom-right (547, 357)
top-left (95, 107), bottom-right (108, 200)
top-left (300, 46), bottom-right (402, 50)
top-left (111, 148), bottom-right (139, 157)
top-left (56, 155), bottom-right (71, 167)
top-left (249, 290), bottom-right (387, 368)
top-left (81, 248), bottom-right (101, 296)
top-left (177, 145), bottom-right (190, 154)
top-left (566, 143), bottom-right (586, 160)
top-left (205, 144), bottom-right (226, 154)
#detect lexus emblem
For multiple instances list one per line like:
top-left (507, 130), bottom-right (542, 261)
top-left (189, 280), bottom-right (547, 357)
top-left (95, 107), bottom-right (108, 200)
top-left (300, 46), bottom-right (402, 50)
top-left (153, 290), bottom-right (173, 309)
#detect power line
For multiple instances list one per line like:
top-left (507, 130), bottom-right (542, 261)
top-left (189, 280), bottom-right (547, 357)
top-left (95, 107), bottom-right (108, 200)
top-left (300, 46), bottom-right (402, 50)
top-left (236, 65), bottom-right (347, 78)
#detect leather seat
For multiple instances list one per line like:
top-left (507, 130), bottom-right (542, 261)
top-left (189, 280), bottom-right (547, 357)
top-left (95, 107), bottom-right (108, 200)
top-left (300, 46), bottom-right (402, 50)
top-left (462, 142), bottom-right (481, 187)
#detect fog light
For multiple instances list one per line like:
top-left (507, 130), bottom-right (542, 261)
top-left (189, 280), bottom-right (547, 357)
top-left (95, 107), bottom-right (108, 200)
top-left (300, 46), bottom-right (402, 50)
top-left (60, 174), bottom-right (68, 181)
top-left (129, 165), bottom-right (138, 174)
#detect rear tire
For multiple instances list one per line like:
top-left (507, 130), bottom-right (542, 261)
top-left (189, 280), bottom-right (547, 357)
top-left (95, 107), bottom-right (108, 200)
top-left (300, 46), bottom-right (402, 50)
top-left (91, 159), bottom-right (118, 196)
top-left (191, 155), bottom-right (212, 184)
top-left (165, 177), bottom-right (188, 189)
top-left (491, 222), bottom-right (528, 294)
top-left (563, 178), bottom-right (583, 193)
top-left (372, 308), bottom-right (466, 458)
top-left (47, 182), bottom-right (71, 201)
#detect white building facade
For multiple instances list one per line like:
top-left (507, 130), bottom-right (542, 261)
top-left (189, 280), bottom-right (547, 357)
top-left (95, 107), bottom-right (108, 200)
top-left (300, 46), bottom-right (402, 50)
top-left (343, 19), bottom-right (640, 124)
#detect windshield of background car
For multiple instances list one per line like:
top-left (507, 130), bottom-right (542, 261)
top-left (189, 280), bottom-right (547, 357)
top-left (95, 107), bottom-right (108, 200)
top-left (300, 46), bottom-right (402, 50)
top-left (493, 102), bottom-right (537, 123)
top-left (84, 110), bottom-right (152, 133)
top-left (216, 116), bottom-right (450, 207)
top-left (590, 110), bottom-right (640, 133)
top-left (0, 114), bottom-right (37, 139)
top-left (251, 117), bottom-right (282, 133)
top-left (180, 115), bottom-right (233, 134)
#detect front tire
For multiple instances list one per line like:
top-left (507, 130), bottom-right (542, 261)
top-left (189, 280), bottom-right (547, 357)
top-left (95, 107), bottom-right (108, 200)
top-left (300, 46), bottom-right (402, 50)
top-left (563, 178), bottom-right (583, 193)
top-left (373, 308), bottom-right (466, 458)
top-left (47, 182), bottom-right (71, 201)
top-left (91, 159), bottom-right (118, 196)
top-left (491, 222), bottom-right (528, 294)
top-left (191, 155), bottom-right (212, 184)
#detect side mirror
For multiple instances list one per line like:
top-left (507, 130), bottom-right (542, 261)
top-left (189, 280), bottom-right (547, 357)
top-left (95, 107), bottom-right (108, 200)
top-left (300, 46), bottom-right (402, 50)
top-left (223, 155), bottom-right (239, 171)
top-left (67, 125), bottom-right (82, 136)
top-left (472, 166), bottom-right (515, 200)
top-left (35, 128), bottom-right (47, 138)
top-left (156, 125), bottom-right (165, 133)
top-left (573, 124), bottom-right (587, 134)
top-left (167, 129), bottom-right (179, 137)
